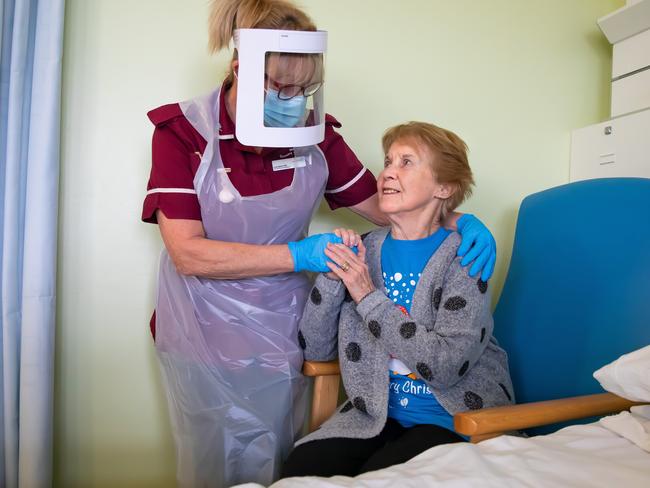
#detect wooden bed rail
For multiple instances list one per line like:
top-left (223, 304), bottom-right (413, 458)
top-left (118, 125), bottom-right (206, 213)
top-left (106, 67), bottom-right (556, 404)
top-left (454, 392), bottom-right (643, 443)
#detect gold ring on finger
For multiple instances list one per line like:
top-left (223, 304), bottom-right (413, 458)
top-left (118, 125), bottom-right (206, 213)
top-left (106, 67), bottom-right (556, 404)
top-left (341, 261), bottom-right (350, 272)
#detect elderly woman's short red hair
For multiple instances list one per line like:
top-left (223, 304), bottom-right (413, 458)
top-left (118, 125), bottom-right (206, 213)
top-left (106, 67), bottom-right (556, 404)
top-left (382, 122), bottom-right (475, 217)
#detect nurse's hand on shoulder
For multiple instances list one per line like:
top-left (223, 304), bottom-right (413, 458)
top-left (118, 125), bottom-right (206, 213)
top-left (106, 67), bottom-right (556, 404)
top-left (324, 240), bottom-right (375, 303)
top-left (456, 214), bottom-right (497, 282)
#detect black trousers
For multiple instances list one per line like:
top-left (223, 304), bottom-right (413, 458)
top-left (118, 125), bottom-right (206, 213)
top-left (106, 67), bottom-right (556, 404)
top-left (281, 419), bottom-right (465, 478)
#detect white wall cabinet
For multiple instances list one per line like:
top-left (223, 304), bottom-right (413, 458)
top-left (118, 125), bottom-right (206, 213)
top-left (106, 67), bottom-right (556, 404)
top-left (570, 108), bottom-right (650, 181)
top-left (574, 0), bottom-right (650, 181)
top-left (598, 0), bottom-right (650, 118)
top-left (612, 28), bottom-right (650, 78)
top-left (612, 69), bottom-right (650, 117)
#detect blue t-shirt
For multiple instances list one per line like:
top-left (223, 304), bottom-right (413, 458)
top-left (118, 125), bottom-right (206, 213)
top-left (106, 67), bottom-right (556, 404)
top-left (381, 228), bottom-right (455, 431)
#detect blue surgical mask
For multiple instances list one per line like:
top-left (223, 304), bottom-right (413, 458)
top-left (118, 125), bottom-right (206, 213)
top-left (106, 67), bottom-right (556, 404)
top-left (264, 89), bottom-right (307, 128)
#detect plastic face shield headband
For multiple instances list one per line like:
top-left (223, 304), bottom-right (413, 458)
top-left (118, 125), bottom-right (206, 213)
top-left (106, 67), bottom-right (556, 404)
top-left (233, 29), bottom-right (327, 148)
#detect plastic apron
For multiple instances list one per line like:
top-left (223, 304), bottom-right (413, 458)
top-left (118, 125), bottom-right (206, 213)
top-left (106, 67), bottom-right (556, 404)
top-left (154, 88), bottom-right (328, 487)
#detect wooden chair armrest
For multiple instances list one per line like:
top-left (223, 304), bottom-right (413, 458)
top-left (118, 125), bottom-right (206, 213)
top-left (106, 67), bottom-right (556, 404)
top-left (454, 392), bottom-right (642, 441)
top-left (303, 360), bottom-right (340, 376)
top-left (302, 360), bottom-right (341, 432)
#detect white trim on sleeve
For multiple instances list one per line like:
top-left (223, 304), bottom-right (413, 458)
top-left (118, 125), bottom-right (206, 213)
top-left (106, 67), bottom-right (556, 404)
top-left (324, 167), bottom-right (367, 194)
top-left (146, 188), bottom-right (197, 196)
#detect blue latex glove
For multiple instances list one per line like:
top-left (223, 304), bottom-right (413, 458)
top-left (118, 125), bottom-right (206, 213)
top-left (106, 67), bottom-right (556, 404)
top-left (288, 233), bottom-right (358, 273)
top-left (456, 214), bottom-right (497, 281)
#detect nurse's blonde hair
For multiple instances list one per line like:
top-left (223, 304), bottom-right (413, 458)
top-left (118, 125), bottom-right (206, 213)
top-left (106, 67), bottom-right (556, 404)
top-left (382, 122), bottom-right (475, 219)
top-left (208, 0), bottom-right (317, 87)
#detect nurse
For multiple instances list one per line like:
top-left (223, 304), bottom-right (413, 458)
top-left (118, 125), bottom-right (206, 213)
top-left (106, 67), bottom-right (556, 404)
top-left (141, 0), bottom-right (496, 486)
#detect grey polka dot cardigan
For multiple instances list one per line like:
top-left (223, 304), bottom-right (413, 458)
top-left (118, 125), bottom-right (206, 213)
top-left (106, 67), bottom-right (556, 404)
top-left (296, 227), bottom-right (514, 446)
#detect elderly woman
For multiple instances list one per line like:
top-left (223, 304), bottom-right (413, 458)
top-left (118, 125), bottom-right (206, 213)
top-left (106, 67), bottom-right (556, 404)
top-left (282, 122), bottom-right (515, 478)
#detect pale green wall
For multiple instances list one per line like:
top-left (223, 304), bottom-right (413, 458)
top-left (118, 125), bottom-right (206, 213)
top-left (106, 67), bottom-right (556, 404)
top-left (55, 1), bottom-right (622, 486)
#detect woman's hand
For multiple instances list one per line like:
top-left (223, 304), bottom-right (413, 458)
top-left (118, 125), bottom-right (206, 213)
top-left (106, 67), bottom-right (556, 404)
top-left (333, 227), bottom-right (361, 248)
top-left (324, 240), bottom-right (375, 303)
top-left (324, 228), bottom-right (362, 281)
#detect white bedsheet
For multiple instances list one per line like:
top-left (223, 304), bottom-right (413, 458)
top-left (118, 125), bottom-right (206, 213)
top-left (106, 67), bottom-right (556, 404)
top-left (235, 422), bottom-right (650, 488)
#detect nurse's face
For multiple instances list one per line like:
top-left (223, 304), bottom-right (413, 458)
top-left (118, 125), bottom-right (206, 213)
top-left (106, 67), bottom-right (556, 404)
top-left (264, 52), bottom-right (323, 96)
top-left (227, 53), bottom-right (324, 129)
top-left (378, 139), bottom-right (443, 218)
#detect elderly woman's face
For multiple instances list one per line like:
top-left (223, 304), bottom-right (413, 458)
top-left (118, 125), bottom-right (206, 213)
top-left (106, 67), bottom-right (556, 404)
top-left (378, 139), bottom-right (439, 218)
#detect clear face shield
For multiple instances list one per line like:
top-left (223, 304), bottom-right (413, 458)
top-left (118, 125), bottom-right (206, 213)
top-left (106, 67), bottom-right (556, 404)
top-left (233, 29), bottom-right (327, 148)
top-left (263, 52), bottom-right (324, 129)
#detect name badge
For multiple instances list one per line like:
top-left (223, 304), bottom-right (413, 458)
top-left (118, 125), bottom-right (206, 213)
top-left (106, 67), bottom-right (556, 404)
top-left (272, 156), bottom-right (307, 172)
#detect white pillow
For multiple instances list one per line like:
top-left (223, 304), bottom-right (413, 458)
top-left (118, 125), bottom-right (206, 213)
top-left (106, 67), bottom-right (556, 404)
top-left (599, 406), bottom-right (650, 452)
top-left (593, 345), bottom-right (650, 402)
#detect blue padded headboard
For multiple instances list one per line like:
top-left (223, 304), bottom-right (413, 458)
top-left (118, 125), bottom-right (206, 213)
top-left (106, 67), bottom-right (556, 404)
top-left (494, 178), bottom-right (650, 411)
